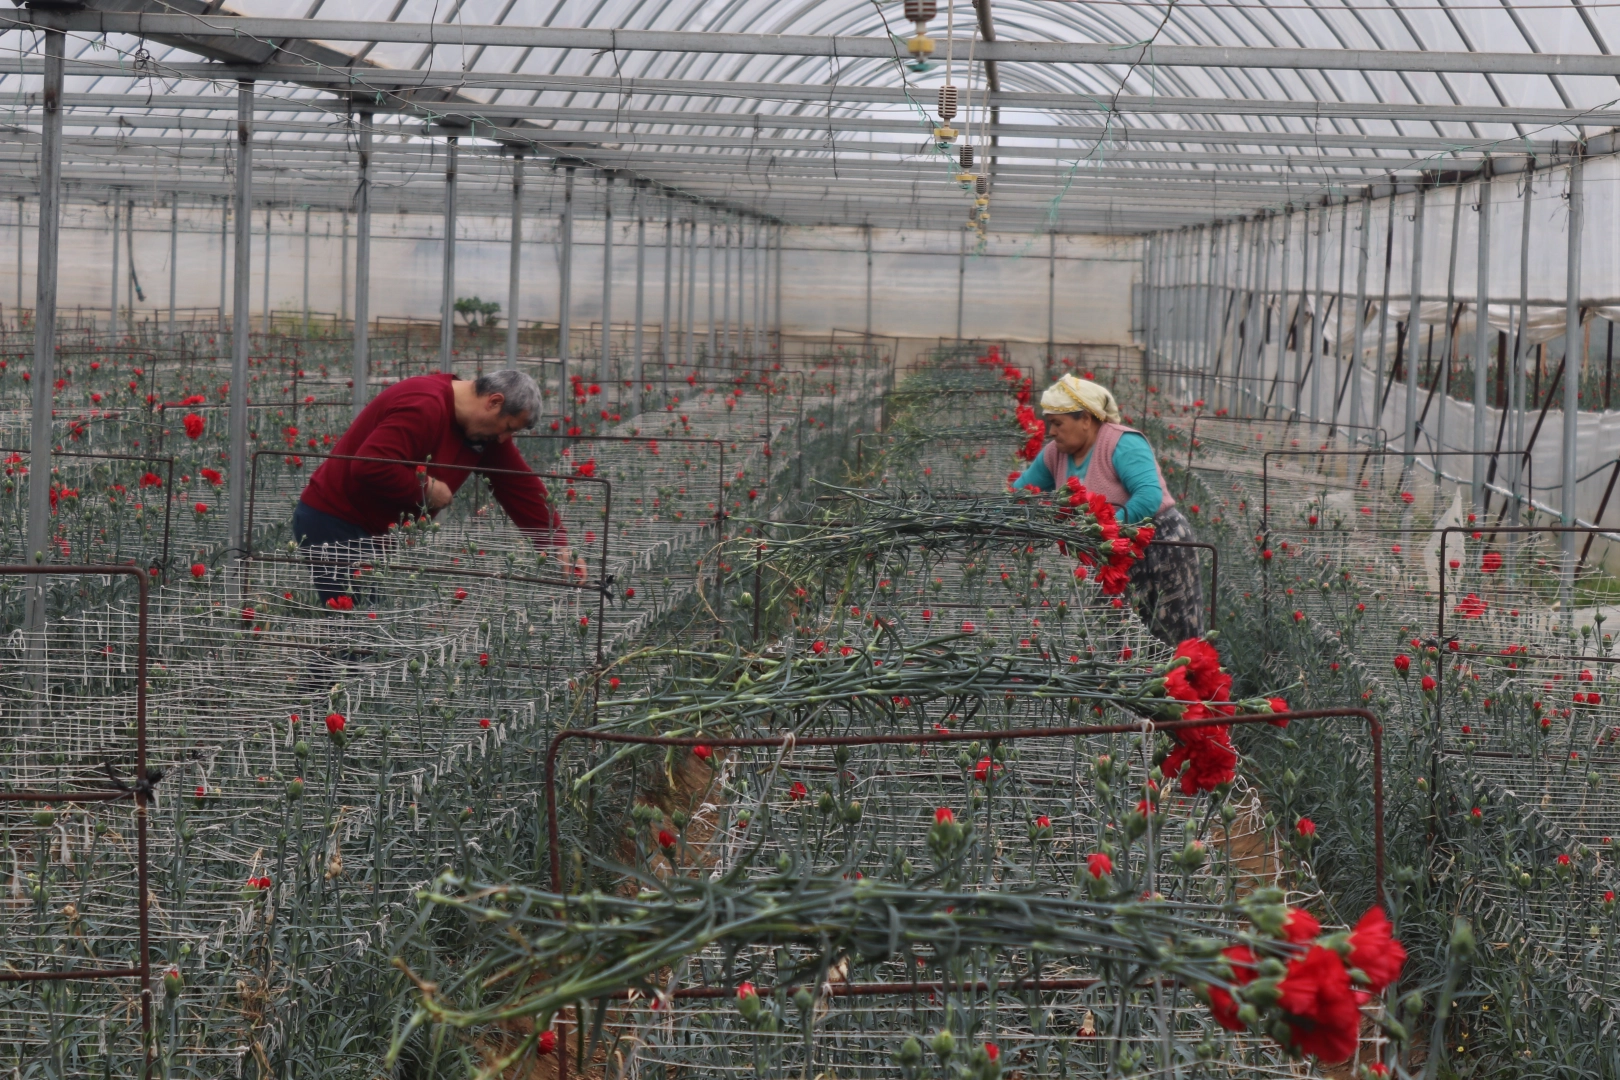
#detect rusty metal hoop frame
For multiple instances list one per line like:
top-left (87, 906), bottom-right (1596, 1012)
top-left (538, 709), bottom-right (1384, 1079)
top-left (1, 446), bottom-right (177, 578)
top-left (244, 448), bottom-right (613, 663)
top-left (0, 564), bottom-right (152, 1077)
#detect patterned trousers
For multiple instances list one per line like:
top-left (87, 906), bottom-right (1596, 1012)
top-left (1130, 505), bottom-right (1205, 647)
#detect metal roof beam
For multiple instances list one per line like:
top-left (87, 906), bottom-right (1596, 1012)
top-left (12, 13), bottom-right (1620, 78)
top-left (13, 93), bottom-right (1560, 154)
top-left (4, 61), bottom-right (1607, 127)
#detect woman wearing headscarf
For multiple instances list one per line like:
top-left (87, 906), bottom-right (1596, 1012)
top-left (1013, 374), bottom-right (1203, 645)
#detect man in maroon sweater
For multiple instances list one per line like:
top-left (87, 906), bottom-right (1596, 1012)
top-left (294, 369), bottom-right (566, 603)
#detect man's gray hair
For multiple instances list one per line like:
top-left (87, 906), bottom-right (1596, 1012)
top-left (474, 369), bottom-right (541, 427)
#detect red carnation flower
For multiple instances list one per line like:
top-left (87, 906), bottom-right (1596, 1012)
top-left (657, 829), bottom-right (676, 849)
top-left (1481, 551), bottom-right (1502, 573)
top-left (183, 412), bottom-right (205, 440)
top-left (1207, 944), bottom-right (1258, 1030)
top-left (1283, 907), bottom-right (1322, 943)
top-left (789, 781), bottom-right (808, 801)
top-left (325, 712), bottom-right (345, 734)
top-left (539, 1031), bottom-right (557, 1054)
top-left (1347, 907), bottom-right (1407, 993)
top-left (1086, 852), bottom-right (1113, 879)
top-left (1277, 946), bottom-right (1361, 1062)
top-left (1267, 696), bottom-right (1290, 727)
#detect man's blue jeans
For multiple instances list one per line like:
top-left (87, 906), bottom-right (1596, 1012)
top-left (291, 500), bottom-right (380, 605)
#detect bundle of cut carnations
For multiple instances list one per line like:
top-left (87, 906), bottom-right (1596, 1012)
top-left (394, 870), bottom-right (1406, 1075)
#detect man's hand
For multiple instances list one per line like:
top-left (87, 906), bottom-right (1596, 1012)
top-left (423, 478), bottom-right (453, 511)
top-left (557, 547), bottom-right (589, 579)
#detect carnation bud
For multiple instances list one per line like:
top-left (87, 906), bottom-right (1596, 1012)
top-left (1449, 918), bottom-right (1476, 959)
top-left (931, 1030), bottom-right (956, 1061)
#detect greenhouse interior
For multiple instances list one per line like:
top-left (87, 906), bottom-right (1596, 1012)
top-left (6, 2), bottom-right (1620, 1078)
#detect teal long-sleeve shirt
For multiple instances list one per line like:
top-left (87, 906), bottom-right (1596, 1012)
top-left (1013, 431), bottom-right (1162, 524)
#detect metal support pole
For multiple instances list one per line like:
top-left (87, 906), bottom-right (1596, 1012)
top-left (439, 137), bottom-right (458, 374)
top-left (684, 216), bottom-right (697, 367)
top-left (262, 203), bottom-right (272, 337)
top-left (165, 198), bottom-right (178, 340)
top-left (707, 217), bottom-right (718, 361)
top-left (753, 220), bottom-right (765, 357)
top-left (1402, 184), bottom-right (1427, 467)
top-left (1202, 224), bottom-right (1224, 403)
top-left (301, 204), bottom-right (310, 337)
top-left (1248, 215), bottom-right (1274, 416)
top-left (864, 222), bottom-right (874, 343)
top-left (1309, 203), bottom-right (1327, 422)
top-left (340, 210), bottom-right (349, 326)
top-left (507, 155), bottom-right (523, 366)
top-left (1180, 228), bottom-right (1195, 378)
top-left (1472, 171), bottom-right (1493, 509)
top-left (1332, 198), bottom-right (1350, 428)
top-left (632, 185), bottom-right (645, 417)
top-left (109, 190), bottom-right (119, 332)
top-left (352, 112), bottom-right (372, 416)
top-left (1562, 153), bottom-right (1585, 612)
top-left (661, 197), bottom-right (673, 372)
top-left (1047, 229), bottom-right (1056, 374)
top-left (13, 194), bottom-right (21, 318)
top-left (1509, 167), bottom-right (1535, 526)
top-left (774, 223), bottom-right (784, 351)
top-left (1347, 193), bottom-right (1373, 435)
top-left (1140, 234), bottom-right (1154, 377)
top-left (559, 165), bottom-right (575, 394)
top-left (227, 80), bottom-right (254, 589)
top-left (956, 227), bottom-right (966, 340)
top-left (1188, 227), bottom-right (1206, 396)
top-left (721, 218), bottom-right (732, 359)
top-left (1275, 210), bottom-right (1293, 416)
top-left (23, 29), bottom-right (63, 635)
top-left (219, 196), bottom-right (228, 330)
top-left (600, 173), bottom-right (614, 385)
top-left (1373, 199), bottom-right (1397, 429)
top-left (1290, 214), bottom-right (1310, 418)
top-left (125, 195), bottom-right (135, 333)
top-left (1434, 184), bottom-right (1464, 472)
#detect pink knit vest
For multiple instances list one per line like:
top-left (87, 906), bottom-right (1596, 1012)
top-left (1040, 423), bottom-right (1175, 516)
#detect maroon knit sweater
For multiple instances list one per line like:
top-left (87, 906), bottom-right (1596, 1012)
top-left (300, 373), bottom-right (564, 542)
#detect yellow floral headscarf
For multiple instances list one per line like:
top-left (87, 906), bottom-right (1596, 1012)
top-left (1039, 374), bottom-right (1121, 424)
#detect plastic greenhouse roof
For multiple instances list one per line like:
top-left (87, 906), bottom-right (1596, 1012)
top-left (1, 1), bottom-right (1619, 232)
